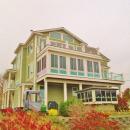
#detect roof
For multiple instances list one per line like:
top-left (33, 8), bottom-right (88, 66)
top-left (11, 56), bottom-right (16, 64)
top-left (3, 69), bottom-right (16, 79)
top-left (14, 43), bottom-right (24, 54)
top-left (25, 27), bottom-right (88, 45)
top-left (76, 87), bottom-right (119, 93)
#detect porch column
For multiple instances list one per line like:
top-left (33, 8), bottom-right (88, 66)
top-left (64, 82), bottom-right (67, 101)
top-left (79, 83), bottom-right (82, 90)
top-left (8, 72), bottom-right (11, 88)
top-left (44, 80), bottom-right (48, 106)
top-left (7, 91), bottom-right (10, 107)
top-left (21, 85), bottom-right (25, 107)
top-left (92, 90), bottom-right (96, 102)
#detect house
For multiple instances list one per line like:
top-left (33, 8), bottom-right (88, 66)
top-left (2, 27), bottom-right (124, 109)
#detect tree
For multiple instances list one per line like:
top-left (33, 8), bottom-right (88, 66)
top-left (0, 75), bottom-right (4, 108)
top-left (123, 88), bottom-right (130, 101)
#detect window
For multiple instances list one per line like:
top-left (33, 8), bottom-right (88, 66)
top-left (87, 61), bottom-right (93, 72)
top-left (79, 90), bottom-right (92, 102)
top-left (78, 59), bottom-right (84, 71)
top-left (106, 90), bottom-right (111, 101)
top-left (101, 90), bottom-right (106, 101)
top-left (51, 54), bottom-right (58, 68)
top-left (37, 37), bottom-right (46, 53)
top-left (70, 58), bottom-right (76, 70)
top-left (37, 60), bottom-right (41, 73)
top-left (60, 56), bottom-right (66, 69)
top-left (111, 90), bottom-right (117, 101)
top-left (28, 43), bottom-right (33, 54)
top-left (96, 89), bottom-right (117, 102)
top-left (63, 34), bottom-right (74, 43)
top-left (96, 90), bottom-right (101, 101)
top-left (50, 32), bottom-right (61, 40)
top-left (94, 62), bottom-right (99, 73)
top-left (72, 87), bottom-right (78, 96)
top-left (42, 56), bottom-right (46, 70)
top-left (28, 64), bottom-right (33, 78)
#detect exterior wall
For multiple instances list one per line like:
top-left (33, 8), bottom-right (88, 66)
top-left (48, 83), bottom-right (64, 104)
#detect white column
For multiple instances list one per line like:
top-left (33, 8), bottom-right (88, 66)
top-left (7, 91), bottom-right (10, 107)
top-left (21, 85), bottom-right (25, 107)
top-left (92, 90), bottom-right (96, 103)
top-left (44, 80), bottom-right (48, 106)
top-left (79, 83), bottom-right (82, 90)
top-left (8, 72), bottom-right (11, 88)
top-left (64, 82), bottom-right (67, 101)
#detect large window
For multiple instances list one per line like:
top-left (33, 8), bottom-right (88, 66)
top-left (94, 62), bottom-right (99, 73)
top-left (51, 54), bottom-right (58, 68)
top-left (27, 43), bottom-right (33, 55)
top-left (70, 58), bottom-right (76, 70)
top-left (50, 32), bottom-right (61, 41)
top-left (60, 56), bottom-right (66, 69)
top-left (87, 61), bottom-right (93, 72)
top-left (78, 59), bottom-right (84, 71)
top-left (63, 34), bottom-right (74, 43)
top-left (96, 89), bottom-right (117, 102)
top-left (37, 37), bottom-right (46, 53)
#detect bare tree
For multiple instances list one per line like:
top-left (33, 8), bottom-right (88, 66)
top-left (0, 74), bottom-right (4, 108)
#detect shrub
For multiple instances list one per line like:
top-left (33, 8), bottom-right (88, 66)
top-left (70, 110), bottom-right (121, 130)
top-left (59, 98), bottom-right (82, 116)
top-left (0, 108), bottom-right (60, 130)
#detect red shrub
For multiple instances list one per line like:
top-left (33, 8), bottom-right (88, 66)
top-left (0, 109), bottom-right (58, 130)
top-left (70, 111), bottom-right (121, 130)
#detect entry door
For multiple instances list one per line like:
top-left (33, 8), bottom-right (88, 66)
top-left (40, 86), bottom-right (44, 102)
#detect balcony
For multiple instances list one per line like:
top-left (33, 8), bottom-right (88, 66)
top-left (37, 39), bottom-right (99, 56)
top-left (49, 68), bottom-right (123, 82)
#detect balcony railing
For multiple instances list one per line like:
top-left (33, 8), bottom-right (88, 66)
top-left (49, 68), bottom-right (123, 81)
top-left (47, 40), bottom-right (98, 55)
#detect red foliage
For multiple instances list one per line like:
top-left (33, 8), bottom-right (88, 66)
top-left (0, 109), bottom-right (57, 130)
top-left (70, 111), bottom-right (120, 130)
top-left (118, 95), bottom-right (128, 108)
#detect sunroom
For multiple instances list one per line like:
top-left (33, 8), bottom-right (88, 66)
top-left (76, 87), bottom-right (118, 104)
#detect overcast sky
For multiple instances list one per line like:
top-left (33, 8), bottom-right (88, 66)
top-left (0, 0), bottom-right (130, 89)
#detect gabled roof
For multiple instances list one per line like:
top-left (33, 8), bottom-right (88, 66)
top-left (14, 43), bottom-right (24, 54)
top-left (33, 27), bottom-right (88, 45)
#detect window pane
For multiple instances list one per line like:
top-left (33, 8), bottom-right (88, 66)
top-left (60, 56), bottom-right (66, 69)
top-left (51, 54), bottom-right (58, 68)
top-left (101, 90), bottom-right (106, 101)
top-left (50, 32), bottom-right (61, 40)
top-left (94, 62), bottom-right (99, 73)
top-left (106, 90), bottom-right (111, 101)
top-left (96, 90), bottom-right (101, 101)
top-left (78, 59), bottom-right (84, 71)
top-left (87, 61), bottom-right (93, 72)
top-left (63, 34), bottom-right (74, 43)
top-left (77, 93), bottom-right (80, 99)
top-left (70, 58), bottom-right (76, 70)
top-left (111, 90), bottom-right (117, 101)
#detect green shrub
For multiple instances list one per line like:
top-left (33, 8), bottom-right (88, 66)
top-left (59, 97), bottom-right (82, 116)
